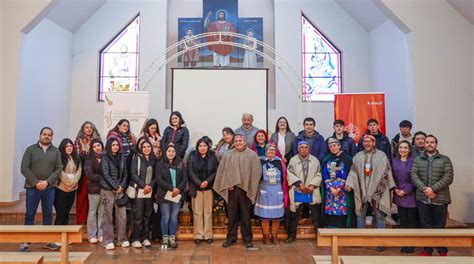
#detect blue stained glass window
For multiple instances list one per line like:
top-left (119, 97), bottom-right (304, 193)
top-left (302, 14), bottom-right (342, 101)
top-left (98, 14), bottom-right (140, 101)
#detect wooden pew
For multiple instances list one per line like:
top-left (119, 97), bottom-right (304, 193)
top-left (0, 254), bottom-right (43, 264)
top-left (0, 225), bottom-right (83, 264)
top-left (340, 256), bottom-right (474, 264)
top-left (317, 228), bottom-right (474, 264)
top-left (0, 252), bottom-right (90, 264)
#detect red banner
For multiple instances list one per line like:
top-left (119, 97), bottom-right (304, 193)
top-left (334, 93), bottom-right (386, 142)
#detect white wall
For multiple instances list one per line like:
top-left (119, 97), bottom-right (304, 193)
top-left (274, 0), bottom-right (371, 137)
top-left (13, 18), bottom-right (73, 197)
top-left (70, 0), bottom-right (168, 138)
top-left (382, 0), bottom-right (474, 222)
top-left (0, 0), bottom-right (51, 202)
top-left (370, 19), bottom-right (413, 139)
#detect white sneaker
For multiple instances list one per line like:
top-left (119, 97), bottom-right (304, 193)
top-left (98, 236), bottom-right (103, 243)
top-left (105, 243), bottom-right (115, 250)
top-left (143, 239), bottom-right (151, 247)
top-left (132, 241), bottom-right (142, 248)
top-left (121, 241), bottom-right (130, 248)
top-left (89, 237), bottom-right (98, 244)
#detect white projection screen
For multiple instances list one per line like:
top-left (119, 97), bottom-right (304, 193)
top-left (172, 69), bottom-right (268, 149)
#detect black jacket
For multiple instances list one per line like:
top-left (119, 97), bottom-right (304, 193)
top-left (130, 153), bottom-right (157, 189)
top-left (153, 160), bottom-right (187, 203)
top-left (357, 131), bottom-right (392, 161)
top-left (84, 156), bottom-right (103, 194)
top-left (186, 151), bottom-right (218, 198)
top-left (100, 153), bottom-right (129, 191)
top-left (161, 126), bottom-right (190, 159)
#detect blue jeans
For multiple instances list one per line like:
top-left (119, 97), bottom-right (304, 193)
top-left (25, 188), bottom-right (55, 225)
top-left (160, 201), bottom-right (181, 236)
top-left (356, 203), bottom-right (385, 229)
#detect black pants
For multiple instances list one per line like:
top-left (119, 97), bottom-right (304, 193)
top-left (151, 202), bottom-right (163, 240)
top-left (287, 203), bottom-right (321, 238)
top-left (227, 187), bottom-right (252, 242)
top-left (398, 206), bottom-right (418, 251)
top-left (130, 197), bottom-right (154, 242)
top-left (417, 201), bottom-right (448, 253)
top-left (325, 214), bottom-right (347, 228)
top-left (54, 189), bottom-right (76, 225)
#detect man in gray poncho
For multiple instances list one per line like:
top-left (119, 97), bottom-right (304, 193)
top-left (213, 134), bottom-right (262, 248)
top-left (346, 134), bottom-right (395, 251)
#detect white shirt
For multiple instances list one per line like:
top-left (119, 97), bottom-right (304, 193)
top-left (277, 132), bottom-right (286, 156)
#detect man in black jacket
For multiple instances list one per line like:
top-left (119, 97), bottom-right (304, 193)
top-left (326, 119), bottom-right (357, 157)
top-left (357, 119), bottom-right (391, 161)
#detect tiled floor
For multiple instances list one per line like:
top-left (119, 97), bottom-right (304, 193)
top-left (0, 240), bottom-right (471, 264)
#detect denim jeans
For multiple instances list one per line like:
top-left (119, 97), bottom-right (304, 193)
top-left (160, 201), bottom-right (181, 236)
top-left (356, 203), bottom-right (385, 229)
top-left (25, 188), bottom-right (55, 225)
top-left (87, 194), bottom-right (103, 239)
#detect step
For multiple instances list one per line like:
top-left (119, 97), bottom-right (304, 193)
top-left (0, 253), bottom-right (44, 264)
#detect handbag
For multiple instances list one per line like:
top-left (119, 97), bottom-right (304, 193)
top-left (115, 193), bottom-right (129, 207)
top-left (126, 157), bottom-right (140, 199)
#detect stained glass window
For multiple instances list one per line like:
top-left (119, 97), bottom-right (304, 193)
top-left (302, 14), bottom-right (342, 101)
top-left (98, 14), bottom-right (140, 101)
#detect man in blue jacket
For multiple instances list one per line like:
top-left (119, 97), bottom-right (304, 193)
top-left (293, 117), bottom-right (327, 162)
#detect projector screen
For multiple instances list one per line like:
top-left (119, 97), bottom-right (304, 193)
top-left (172, 68), bottom-right (268, 150)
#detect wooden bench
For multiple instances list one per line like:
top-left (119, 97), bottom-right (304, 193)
top-left (0, 252), bottom-right (90, 264)
top-left (317, 228), bottom-right (474, 264)
top-left (0, 225), bottom-right (84, 264)
top-left (0, 254), bottom-right (43, 264)
top-left (340, 256), bottom-right (474, 264)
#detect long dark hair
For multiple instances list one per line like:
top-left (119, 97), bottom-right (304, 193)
top-left (108, 119), bottom-right (131, 136)
top-left (138, 138), bottom-right (156, 160)
top-left (141, 118), bottom-right (161, 138)
top-left (59, 138), bottom-right (81, 169)
top-left (88, 138), bottom-right (104, 159)
top-left (163, 143), bottom-right (181, 167)
top-left (195, 137), bottom-right (212, 157)
top-left (169, 111), bottom-right (185, 127)
top-left (105, 137), bottom-right (121, 156)
top-left (275, 116), bottom-right (292, 133)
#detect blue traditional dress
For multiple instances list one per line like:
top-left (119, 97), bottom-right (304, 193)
top-left (321, 151), bottom-right (354, 228)
top-left (254, 157), bottom-right (285, 219)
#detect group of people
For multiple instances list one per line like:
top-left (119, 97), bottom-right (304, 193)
top-left (19, 112), bottom-right (454, 257)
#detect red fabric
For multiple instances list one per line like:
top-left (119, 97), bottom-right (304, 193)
top-left (206, 21), bottom-right (235, 56)
top-left (75, 174), bottom-right (89, 224)
top-left (334, 93), bottom-right (386, 143)
top-left (280, 160), bottom-right (290, 209)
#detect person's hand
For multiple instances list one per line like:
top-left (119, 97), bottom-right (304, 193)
top-left (344, 186), bottom-right (352, 192)
top-left (207, 11), bottom-right (212, 18)
top-left (394, 189), bottom-right (402, 197)
top-left (298, 183), bottom-right (306, 192)
top-left (116, 186), bottom-right (123, 194)
top-left (330, 187), bottom-right (338, 196)
top-left (423, 187), bottom-right (434, 197)
top-left (143, 185), bottom-right (152, 194)
top-left (36, 181), bottom-right (47, 191)
top-left (428, 193), bottom-right (436, 199)
top-left (229, 186), bottom-right (234, 191)
top-left (172, 188), bottom-right (180, 195)
top-left (70, 182), bottom-right (78, 190)
top-left (307, 185), bottom-right (314, 193)
top-left (200, 181), bottom-right (209, 189)
top-left (398, 190), bottom-right (406, 197)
